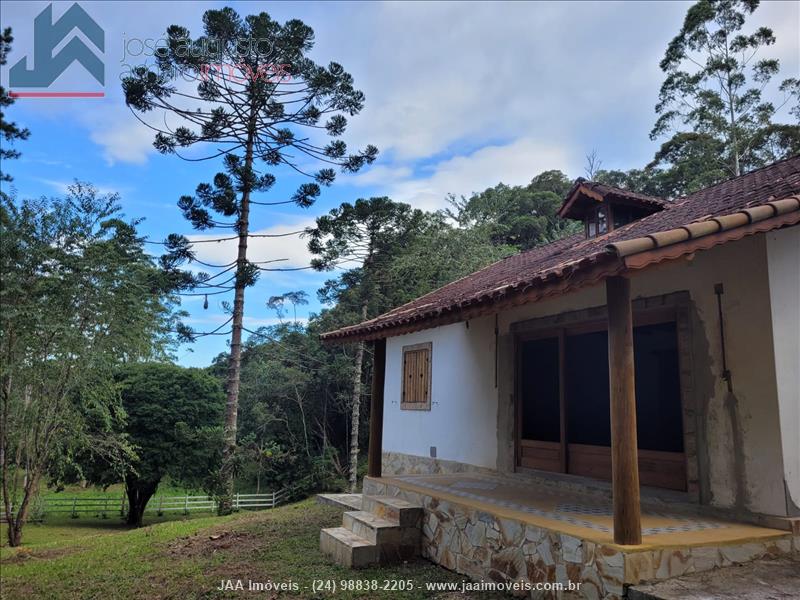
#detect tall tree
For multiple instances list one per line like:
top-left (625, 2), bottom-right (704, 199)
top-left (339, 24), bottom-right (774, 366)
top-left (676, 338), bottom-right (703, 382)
top-left (650, 0), bottom-right (799, 193)
top-left (306, 198), bottom-right (425, 491)
top-left (122, 8), bottom-right (376, 512)
top-left (0, 183), bottom-right (178, 546)
top-left (82, 364), bottom-right (225, 527)
top-left (0, 28), bottom-right (30, 192)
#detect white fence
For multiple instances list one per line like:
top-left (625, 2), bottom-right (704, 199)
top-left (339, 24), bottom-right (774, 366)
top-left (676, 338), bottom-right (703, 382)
top-left (17, 490), bottom-right (289, 519)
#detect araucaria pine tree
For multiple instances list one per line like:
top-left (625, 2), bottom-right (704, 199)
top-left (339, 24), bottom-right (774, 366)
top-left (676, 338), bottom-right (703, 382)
top-left (123, 8), bottom-right (376, 513)
top-left (307, 198), bottom-right (425, 491)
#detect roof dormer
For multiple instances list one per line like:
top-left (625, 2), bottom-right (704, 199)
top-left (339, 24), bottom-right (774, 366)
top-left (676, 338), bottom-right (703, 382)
top-left (559, 179), bottom-right (666, 238)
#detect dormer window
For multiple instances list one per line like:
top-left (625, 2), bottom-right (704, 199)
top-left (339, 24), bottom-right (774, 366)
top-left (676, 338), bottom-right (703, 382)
top-left (586, 205), bottom-right (609, 238)
top-left (558, 179), bottom-right (667, 240)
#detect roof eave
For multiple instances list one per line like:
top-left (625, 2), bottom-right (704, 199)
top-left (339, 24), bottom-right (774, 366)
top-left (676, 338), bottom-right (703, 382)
top-left (320, 252), bottom-right (625, 344)
top-left (610, 196), bottom-right (800, 271)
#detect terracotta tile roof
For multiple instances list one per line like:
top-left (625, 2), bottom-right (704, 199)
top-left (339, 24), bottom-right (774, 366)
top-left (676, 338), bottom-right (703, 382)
top-left (558, 179), bottom-right (668, 218)
top-left (323, 156), bottom-right (800, 342)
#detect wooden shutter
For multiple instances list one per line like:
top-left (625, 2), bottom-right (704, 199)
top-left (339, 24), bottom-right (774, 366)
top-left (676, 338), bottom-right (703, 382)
top-left (401, 342), bottom-right (432, 410)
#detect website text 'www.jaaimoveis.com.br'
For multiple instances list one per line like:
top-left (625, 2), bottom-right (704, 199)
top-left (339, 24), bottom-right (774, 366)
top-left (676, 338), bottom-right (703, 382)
top-left (218, 578), bottom-right (581, 594)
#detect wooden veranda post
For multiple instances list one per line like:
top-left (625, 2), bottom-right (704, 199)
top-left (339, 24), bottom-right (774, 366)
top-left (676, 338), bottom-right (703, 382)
top-left (606, 275), bottom-right (642, 545)
top-left (367, 338), bottom-right (387, 478)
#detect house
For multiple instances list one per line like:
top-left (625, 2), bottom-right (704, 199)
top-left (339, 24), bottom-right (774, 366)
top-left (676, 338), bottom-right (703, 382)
top-left (319, 157), bottom-right (800, 598)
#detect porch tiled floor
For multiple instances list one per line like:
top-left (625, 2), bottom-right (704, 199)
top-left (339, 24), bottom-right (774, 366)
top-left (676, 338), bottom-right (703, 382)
top-left (381, 473), bottom-right (788, 550)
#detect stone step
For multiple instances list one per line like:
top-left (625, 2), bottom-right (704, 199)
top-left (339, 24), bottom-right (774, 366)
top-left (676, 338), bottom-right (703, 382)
top-left (342, 510), bottom-right (401, 545)
top-left (319, 527), bottom-right (378, 568)
top-left (316, 493), bottom-right (363, 512)
top-left (361, 495), bottom-right (423, 528)
top-left (341, 511), bottom-right (421, 563)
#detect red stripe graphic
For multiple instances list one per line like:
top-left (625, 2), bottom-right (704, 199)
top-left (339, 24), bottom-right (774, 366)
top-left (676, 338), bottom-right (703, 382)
top-left (9, 91), bottom-right (105, 98)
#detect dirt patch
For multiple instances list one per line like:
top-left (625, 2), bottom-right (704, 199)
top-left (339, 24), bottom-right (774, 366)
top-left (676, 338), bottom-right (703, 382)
top-left (164, 529), bottom-right (263, 559)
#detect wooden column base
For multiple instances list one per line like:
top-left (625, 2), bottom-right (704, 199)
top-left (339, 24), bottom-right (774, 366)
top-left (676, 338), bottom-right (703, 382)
top-left (606, 276), bottom-right (642, 545)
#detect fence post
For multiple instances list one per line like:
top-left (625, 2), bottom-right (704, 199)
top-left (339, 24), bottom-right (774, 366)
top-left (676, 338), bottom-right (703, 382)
top-left (158, 495), bottom-right (164, 516)
top-left (70, 497), bottom-right (78, 518)
top-left (184, 493), bottom-right (189, 515)
top-left (103, 496), bottom-right (108, 519)
top-left (120, 491), bottom-right (126, 517)
top-left (272, 491), bottom-right (276, 508)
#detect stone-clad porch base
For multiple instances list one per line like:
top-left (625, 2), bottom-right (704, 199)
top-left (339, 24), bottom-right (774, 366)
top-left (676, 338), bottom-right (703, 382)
top-left (364, 474), bottom-right (797, 599)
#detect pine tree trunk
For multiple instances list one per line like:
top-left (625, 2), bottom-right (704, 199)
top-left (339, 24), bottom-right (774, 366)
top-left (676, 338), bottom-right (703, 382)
top-left (723, 40), bottom-right (741, 177)
top-left (219, 116), bottom-right (257, 515)
top-left (348, 303), bottom-right (368, 492)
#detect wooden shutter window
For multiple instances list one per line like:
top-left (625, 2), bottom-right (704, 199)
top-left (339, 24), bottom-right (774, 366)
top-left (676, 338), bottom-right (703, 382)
top-left (401, 342), bottom-right (432, 410)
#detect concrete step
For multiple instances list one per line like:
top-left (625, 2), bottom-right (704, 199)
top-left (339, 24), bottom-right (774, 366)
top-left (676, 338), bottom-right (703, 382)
top-left (319, 527), bottom-right (378, 568)
top-left (361, 495), bottom-right (423, 528)
top-left (342, 510), bottom-right (401, 545)
top-left (316, 493), bottom-right (363, 512)
top-left (342, 511), bottom-right (421, 563)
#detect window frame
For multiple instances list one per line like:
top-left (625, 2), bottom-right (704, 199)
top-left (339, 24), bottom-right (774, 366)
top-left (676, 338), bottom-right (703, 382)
top-left (400, 342), bottom-right (432, 411)
top-left (585, 205), bottom-right (612, 238)
top-left (511, 294), bottom-right (695, 493)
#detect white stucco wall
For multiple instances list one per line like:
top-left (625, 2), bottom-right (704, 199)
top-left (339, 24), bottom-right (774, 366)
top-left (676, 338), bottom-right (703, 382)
top-left (767, 225), bottom-right (800, 511)
top-left (382, 315), bottom-right (498, 470)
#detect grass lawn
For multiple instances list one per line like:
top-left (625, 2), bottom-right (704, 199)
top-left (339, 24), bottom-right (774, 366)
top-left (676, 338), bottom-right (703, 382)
top-left (0, 498), bottom-right (507, 599)
top-left (1, 480), bottom-right (221, 549)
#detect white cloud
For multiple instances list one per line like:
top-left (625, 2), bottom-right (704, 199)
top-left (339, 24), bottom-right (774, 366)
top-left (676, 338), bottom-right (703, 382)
top-left (87, 112), bottom-right (155, 165)
top-left (317, 1), bottom-right (693, 163)
top-left (7, 0), bottom-right (797, 176)
top-left (347, 164), bottom-right (413, 187)
top-left (354, 137), bottom-right (580, 211)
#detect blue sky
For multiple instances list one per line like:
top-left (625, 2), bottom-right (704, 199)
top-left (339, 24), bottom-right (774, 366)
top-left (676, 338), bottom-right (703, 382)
top-left (2, 1), bottom-right (798, 367)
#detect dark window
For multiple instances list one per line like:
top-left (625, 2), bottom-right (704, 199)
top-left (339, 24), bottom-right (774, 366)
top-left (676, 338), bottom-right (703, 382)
top-left (565, 330), bottom-right (611, 446)
top-left (563, 322), bottom-right (683, 452)
top-left (520, 337), bottom-right (560, 442)
top-left (633, 322), bottom-right (684, 452)
top-left (612, 205), bottom-right (637, 229)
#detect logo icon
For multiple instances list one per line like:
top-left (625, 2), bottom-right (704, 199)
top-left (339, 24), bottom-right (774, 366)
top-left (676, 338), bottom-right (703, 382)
top-left (9, 3), bottom-right (104, 98)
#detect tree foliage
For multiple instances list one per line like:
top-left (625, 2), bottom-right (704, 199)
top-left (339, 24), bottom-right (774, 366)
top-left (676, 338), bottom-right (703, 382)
top-left (446, 171), bottom-right (580, 250)
top-left (0, 184), bottom-right (179, 545)
top-left (90, 364), bottom-right (225, 527)
top-left (650, 0), bottom-right (799, 194)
